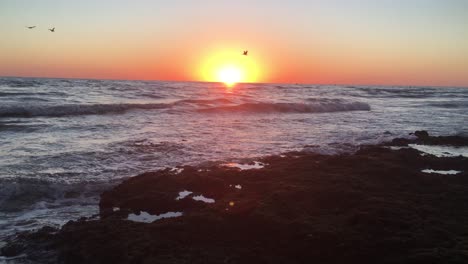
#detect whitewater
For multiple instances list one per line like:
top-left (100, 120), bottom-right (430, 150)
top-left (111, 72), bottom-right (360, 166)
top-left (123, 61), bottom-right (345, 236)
top-left (0, 77), bottom-right (467, 244)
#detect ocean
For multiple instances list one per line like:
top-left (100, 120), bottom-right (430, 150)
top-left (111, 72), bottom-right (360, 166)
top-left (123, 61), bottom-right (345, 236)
top-left (0, 77), bottom-right (467, 244)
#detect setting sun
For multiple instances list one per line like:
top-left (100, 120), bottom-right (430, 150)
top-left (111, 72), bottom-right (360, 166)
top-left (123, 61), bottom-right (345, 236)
top-left (217, 66), bottom-right (242, 86)
top-left (197, 47), bottom-right (264, 85)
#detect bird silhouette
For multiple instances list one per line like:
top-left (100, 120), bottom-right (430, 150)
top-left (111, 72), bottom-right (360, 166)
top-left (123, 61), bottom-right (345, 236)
top-left (26, 26), bottom-right (36, 29)
top-left (243, 50), bottom-right (248, 56)
top-left (49, 27), bottom-right (55, 32)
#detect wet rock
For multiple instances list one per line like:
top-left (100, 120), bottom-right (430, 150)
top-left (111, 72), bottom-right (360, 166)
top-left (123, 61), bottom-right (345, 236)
top-left (390, 137), bottom-right (411, 146)
top-left (389, 131), bottom-right (468, 147)
top-left (1, 226), bottom-right (58, 263)
top-left (410, 130), bottom-right (430, 139)
top-left (414, 130), bottom-right (429, 139)
top-left (4, 132), bottom-right (468, 263)
top-left (1, 243), bottom-right (24, 257)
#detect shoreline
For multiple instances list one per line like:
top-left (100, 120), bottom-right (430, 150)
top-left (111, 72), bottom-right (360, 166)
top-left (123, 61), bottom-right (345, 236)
top-left (2, 131), bottom-right (468, 263)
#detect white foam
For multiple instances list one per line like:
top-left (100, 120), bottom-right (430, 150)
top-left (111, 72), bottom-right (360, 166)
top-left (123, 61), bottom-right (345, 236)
top-left (38, 168), bottom-right (67, 174)
top-left (223, 161), bottom-right (265, 170)
top-left (200, 101), bottom-right (371, 114)
top-left (409, 144), bottom-right (468, 158)
top-left (192, 195), bottom-right (215, 203)
top-left (0, 103), bottom-right (171, 118)
top-left (170, 167), bottom-right (184, 174)
top-left (176, 190), bottom-right (193, 200)
top-left (0, 201), bottom-right (98, 240)
top-left (235, 184), bottom-right (242, 190)
top-left (386, 146), bottom-right (409, 151)
top-left (422, 169), bottom-right (462, 175)
top-left (127, 211), bottom-right (183, 223)
top-left (0, 254), bottom-right (27, 261)
top-left (112, 207), bottom-right (120, 212)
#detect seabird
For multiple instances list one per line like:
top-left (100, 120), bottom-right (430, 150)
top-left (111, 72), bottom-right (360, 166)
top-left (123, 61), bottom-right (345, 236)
top-left (49, 27), bottom-right (55, 32)
top-left (26, 26), bottom-right (36, 29)
top-left (243, 50), bottom-right (248, 56)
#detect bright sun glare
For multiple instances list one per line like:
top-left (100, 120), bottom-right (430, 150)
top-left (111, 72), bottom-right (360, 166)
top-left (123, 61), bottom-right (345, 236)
top-left (198, 48), bottom-right (263, 86)
top-left (217, 66), bottom-right (242, 86)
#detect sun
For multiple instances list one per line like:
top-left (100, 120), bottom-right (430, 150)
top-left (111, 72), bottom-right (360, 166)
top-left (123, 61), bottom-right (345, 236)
top-left (197, 47), bottom-right (264, 85)
top-left (217, 66), bottom-right (243, 86)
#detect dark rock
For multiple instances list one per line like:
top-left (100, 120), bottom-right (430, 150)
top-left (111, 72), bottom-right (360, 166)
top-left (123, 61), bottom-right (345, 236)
top-left (1, 226), bottom-right (59, 262)
top-left (390, 137), bottom-right (411, 146)
top-left (414, 130), bottom-right (429, 139)
top-left (389, 131), bottom-right (468, 147)
top-left (5, 133), bottom-right (468, 263)
top-left (1, 243), bottom-right (24, 257)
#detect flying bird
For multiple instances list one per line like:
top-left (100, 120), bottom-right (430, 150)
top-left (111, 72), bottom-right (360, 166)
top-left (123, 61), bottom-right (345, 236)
top-left (26, 26), bottom-right (36, 29)
top-left (49, 27), bottom-right (55, 32)
top-left (243, 50), bottom-right (248, 56)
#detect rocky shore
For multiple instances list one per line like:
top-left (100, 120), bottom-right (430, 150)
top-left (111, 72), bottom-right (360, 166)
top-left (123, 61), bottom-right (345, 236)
top-left (2, 132), bottom-right (468, 263)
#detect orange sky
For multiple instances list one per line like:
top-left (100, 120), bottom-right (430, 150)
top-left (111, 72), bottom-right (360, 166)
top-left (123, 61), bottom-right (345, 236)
top-left (1, 1), bottom-right (468, 86)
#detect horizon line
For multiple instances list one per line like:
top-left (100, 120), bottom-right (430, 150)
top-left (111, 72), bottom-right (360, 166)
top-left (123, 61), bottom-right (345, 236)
top-left (0, 74), bottom-right (467, 89)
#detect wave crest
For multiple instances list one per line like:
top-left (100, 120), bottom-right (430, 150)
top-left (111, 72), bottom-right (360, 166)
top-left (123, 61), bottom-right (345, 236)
top-left (175, 98), bottom-right (233, 105)
top-left (0, 99), bottom-right (371, 118)
top-left (198, 101), bottom-right (371, 114)
top-left (0, 103), bottom-right (170, 118)
top-left (0, 178), bottom-right (108, 212)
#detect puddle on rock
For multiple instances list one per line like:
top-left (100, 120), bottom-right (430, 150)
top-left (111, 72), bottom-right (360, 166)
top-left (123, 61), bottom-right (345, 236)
top-left (175, 190), bottom-right (193, 200)
top-left (127, 211), bottom-right (183, 223)
top-left (409, 144), bottom-right (468, 158)
top-left (170, 168), bottom-right (184, 174)
top-left (192, 195), bottom-right (215, 203)
top-left (223, 161), bottom-right (265, 170)
top-left (386, 146), bottom-right (410, 151)
top-left (422, 169), bottom-right (462, 175)
top-left (229, 184), bottom-right (243, 190)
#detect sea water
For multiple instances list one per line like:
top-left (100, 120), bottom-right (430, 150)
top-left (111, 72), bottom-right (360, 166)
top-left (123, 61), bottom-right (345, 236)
top-left (1, 77), bottom-right (467, 242)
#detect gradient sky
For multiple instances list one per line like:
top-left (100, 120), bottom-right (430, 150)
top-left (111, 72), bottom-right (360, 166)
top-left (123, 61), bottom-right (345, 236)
top-left (1, 0), bottom-right (467, 86)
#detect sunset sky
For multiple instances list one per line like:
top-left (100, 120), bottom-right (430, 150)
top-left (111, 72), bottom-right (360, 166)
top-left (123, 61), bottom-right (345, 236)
top-left (1, 0), bottom-right (467, 86)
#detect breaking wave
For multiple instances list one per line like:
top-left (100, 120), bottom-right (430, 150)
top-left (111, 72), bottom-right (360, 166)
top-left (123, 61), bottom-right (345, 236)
top-left (198, 101), bottom-right (371, 114)
top-left (0, 79), bottom-right (43, 88)
top-left (0, 103), bottom-right (171, 118)
top-left (175, 98), bottom-right (234, 105)
top-left (0, 178), bottom-right (109, 212)
top-left (427, 101), bottom-right (468, 109)
top-left (0, 99), bottom-right (371, 118)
